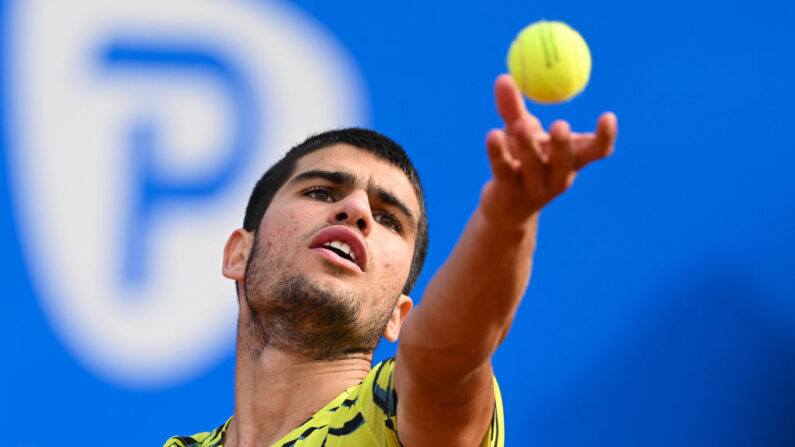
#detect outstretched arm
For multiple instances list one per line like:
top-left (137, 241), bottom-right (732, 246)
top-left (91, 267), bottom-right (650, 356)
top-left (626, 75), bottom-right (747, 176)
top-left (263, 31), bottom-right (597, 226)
top-left (394, 74), bottom-right (617, 446)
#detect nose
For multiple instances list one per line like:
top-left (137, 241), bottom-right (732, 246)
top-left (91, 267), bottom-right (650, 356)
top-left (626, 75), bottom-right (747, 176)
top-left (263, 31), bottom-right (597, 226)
top-left (328, 190), bottom-right (373, 236)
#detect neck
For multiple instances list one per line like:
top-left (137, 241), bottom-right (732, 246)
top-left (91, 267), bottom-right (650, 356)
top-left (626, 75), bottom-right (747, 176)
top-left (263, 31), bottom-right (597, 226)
top-left (225, 329), bottom-right (373, 447)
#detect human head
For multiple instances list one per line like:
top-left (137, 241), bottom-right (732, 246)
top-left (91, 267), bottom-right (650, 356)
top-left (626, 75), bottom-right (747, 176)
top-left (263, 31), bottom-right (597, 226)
top-left (242, 128), bottom-right (428, 295)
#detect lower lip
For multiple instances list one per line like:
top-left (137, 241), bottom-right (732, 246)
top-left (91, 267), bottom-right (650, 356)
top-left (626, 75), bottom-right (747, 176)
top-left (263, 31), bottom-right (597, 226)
top-left (310, 247), bottom-right (363, 273)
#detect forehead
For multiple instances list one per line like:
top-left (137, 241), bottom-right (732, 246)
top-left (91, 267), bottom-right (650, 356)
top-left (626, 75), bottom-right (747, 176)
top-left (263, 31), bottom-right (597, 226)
top-left (290, 144), bottom-right (421, 213)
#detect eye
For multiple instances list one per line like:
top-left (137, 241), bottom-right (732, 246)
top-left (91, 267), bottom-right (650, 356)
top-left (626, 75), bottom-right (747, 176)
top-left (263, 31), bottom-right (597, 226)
top-left (375, 211), bottom-right (402, 233)
top-left (305, 186), bottom-right (334, 202)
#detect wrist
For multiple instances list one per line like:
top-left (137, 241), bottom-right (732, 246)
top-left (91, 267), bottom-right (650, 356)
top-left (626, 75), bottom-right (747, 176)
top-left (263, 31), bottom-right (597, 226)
top-left (475, 205), bottom-right (539, 242)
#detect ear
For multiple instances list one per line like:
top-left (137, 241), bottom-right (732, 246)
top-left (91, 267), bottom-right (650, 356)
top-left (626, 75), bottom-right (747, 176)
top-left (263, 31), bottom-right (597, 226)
top-left (223, 228), bottom-right (254, 281)
top-left (383, 294), bottom-right (413, 342)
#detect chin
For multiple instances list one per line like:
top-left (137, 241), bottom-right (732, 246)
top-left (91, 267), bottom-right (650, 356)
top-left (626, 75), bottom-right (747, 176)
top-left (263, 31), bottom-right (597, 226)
top-left (302, 271), bottom-right (359, 299)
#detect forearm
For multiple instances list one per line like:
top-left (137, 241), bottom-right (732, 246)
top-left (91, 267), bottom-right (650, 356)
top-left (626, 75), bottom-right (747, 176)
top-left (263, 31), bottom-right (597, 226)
top-left (399, 203), bottom-right (539, 381)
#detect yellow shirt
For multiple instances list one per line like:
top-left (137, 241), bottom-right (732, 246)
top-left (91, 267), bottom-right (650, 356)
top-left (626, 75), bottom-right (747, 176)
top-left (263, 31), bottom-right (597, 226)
top-left (165, 357), bottom-right (504, 447)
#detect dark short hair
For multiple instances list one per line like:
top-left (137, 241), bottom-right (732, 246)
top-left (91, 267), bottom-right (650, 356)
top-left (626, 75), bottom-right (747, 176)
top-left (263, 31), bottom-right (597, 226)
top-left (243, 128), bottom-right (428, 294)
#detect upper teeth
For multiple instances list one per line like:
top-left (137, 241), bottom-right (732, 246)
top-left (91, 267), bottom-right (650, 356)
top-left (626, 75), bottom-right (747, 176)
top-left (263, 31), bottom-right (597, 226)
top-left (323, 240), bottom-right (357, 263)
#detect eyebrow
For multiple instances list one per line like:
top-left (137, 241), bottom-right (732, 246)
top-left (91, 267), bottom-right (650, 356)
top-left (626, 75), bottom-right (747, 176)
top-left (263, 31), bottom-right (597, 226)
top-left (288, 169), bottom-right (416, 229)
top-left (289, 169), bottom-right (357, 188)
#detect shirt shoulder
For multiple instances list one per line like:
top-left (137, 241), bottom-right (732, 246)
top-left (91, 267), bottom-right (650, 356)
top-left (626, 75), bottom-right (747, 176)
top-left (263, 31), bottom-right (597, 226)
top-left (322, 357), bottom-right (504, 447)
top-left (483, 374), bottom-right (505, 447)
top-left (163, 419), bottom-right (230, 447)
top-left (272, 358), bottom-right (399, 446)
top-left (356, 357), bottom-right (505, 447)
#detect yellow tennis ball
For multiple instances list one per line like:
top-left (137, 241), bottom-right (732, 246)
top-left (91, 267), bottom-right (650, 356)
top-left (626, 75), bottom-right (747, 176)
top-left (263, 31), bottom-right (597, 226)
top-left (507, 20), bottom-right (592, 104)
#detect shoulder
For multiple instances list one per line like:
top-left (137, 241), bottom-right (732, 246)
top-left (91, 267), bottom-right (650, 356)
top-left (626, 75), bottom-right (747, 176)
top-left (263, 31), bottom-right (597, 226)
top-left (360, 357), bottom-right (398, 415)
top-left (483, 375), bottom-right (505, 447)
top-left (163, 419), bottom-right (230, 447)
top-left (356, 357), bottom-right (399, 438)
top-left (360, 358), bottom-right (504, 446)
top-left (389, 358), bottom-right (505, 447)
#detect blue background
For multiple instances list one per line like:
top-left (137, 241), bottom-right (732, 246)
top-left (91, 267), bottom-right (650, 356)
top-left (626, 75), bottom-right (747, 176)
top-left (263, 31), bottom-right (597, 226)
top-left (2, 0), bottom-right (794, 445)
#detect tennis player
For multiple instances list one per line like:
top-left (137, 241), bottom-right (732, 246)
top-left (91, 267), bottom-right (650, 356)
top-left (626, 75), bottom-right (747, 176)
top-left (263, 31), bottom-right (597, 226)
top-left (165, 74), bottom-right (617, 446)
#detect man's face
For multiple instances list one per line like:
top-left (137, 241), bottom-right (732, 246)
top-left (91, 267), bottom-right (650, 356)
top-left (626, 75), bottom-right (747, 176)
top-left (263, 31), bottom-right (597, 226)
top-left (241, 144), bottom-right (420, 358)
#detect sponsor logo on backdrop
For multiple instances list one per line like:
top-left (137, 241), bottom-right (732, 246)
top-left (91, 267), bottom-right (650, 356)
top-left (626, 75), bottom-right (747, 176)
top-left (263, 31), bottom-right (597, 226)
top-left (6, 0), bottom-right (367, 388)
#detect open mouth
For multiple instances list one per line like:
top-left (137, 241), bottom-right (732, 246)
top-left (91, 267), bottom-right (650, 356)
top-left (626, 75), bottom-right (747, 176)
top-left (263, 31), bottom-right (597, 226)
top-left (321, 240), bottom-right (357, 264)
top-left (309, 226), bottom-right (367, 272)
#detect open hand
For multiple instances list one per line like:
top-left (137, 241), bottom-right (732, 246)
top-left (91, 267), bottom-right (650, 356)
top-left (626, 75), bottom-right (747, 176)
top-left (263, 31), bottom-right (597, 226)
top-left (481, 74), bottom-right (618, 226)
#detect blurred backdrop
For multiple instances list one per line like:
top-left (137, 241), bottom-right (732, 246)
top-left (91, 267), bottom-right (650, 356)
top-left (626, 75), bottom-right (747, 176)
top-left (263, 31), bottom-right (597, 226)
top-left (1, 0), bottom-right (794, 445)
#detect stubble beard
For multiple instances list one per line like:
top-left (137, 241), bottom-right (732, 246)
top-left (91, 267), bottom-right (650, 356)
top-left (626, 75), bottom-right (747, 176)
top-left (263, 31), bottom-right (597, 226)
top-left (240, 235), bottom-right (396, 361)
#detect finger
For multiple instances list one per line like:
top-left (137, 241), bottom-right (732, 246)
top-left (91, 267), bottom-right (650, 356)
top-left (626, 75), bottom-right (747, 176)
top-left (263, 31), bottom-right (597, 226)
top-left (547, 120), bottom-right (576, 193)
top-left (494, 74), bottom-right (543, 134)
top-left (573, 112), bottom-right (618, 170)
top-left (486, 129), bottom-right (517, 180)
top-left (512, 118), bottom-right (547, 176)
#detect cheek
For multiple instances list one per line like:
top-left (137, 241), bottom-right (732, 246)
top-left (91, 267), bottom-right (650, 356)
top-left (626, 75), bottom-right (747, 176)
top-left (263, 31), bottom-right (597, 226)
top-left (378, 240), bottom-right (413, 282)
top-left (260, 211), bottom-right (305, 253)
